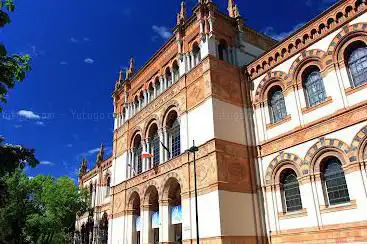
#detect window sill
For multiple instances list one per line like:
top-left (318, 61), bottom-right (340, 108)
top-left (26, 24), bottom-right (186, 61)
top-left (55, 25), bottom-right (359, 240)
top-left (301, 97), bottom-right (333, 115)
top-left (320, 199), bottom-right (357, 214)
top-left (278, 208), bottom-right (308, 220)
top-left (266, 115), bottom-right (291, 130)
top-left (345, 82), bottom-right (367, 96)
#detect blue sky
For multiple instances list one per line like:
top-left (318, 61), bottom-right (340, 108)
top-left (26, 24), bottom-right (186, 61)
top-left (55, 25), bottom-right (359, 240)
top-left (0, 0), bottom-right (337, 179)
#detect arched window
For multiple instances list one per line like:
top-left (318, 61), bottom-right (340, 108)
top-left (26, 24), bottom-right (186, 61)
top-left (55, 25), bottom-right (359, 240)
top-left (347, 44), bottom-right (367, 88)
top-left (193, 43), bottom-right (201, 66)
top-left (148, 83), bottom-right (154, 102)
top-left (134, 96), bottom-right (139, 113)
top-left (173, 62), bottom-right (180, 83)
top-left (106, 176), bottom-right (111, 196)
top-left (321, 157), bottom-right (350, 205)
top-left (133, 135), bottom-right (143, 175)
top-left (268, 87), bottom-right (287, 123)
top-left (166, 68), bottom-right (172, 87)
top-left (218, 40), bottom-right (228, 62)
top-left (148, 124), bottom-right (160, 168)
top-left (139, 91), bottom-right (145, 108)
top-left (166, 111), bottom-right (181, 159)
top-left (155, 77), bottom-right (161, 96)
top-left (280, 169), bottom-right (302, 212)
top-left (303, 67), bottom-right (327, 107)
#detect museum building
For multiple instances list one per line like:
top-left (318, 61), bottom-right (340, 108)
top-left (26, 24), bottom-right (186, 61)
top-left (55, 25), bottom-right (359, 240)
top-left (75, 0), bottom-right (367, 243)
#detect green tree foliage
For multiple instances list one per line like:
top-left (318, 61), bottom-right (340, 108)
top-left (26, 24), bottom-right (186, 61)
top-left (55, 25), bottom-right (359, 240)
top-left (0, 172), bottom-right (89, 244)
top-left (0, 0), bottom-right (31, 112)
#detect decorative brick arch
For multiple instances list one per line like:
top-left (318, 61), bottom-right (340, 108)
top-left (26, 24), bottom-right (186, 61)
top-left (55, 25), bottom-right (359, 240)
top-left (350, 125), bottom-right (367, 162)
top-left (324, 22), bottom-right (367, 67)
top-left (142, 180), bottom-right (161, 205)
top-left (160, 171), bottom-right (184, 200)
top-left (254, 71), bottom-right (288, 104)
top-left (288, 49), bottom-right (326, 86)
top-left (304, 137), bottom-right (351, 174)
top-left (129, 127), bottom-right (143, 148)
top-left (264, 152), bottom-right (304, 185)
top-left (143, 114), bottom-right (161, 139)
top-left (127, 187), bottom-right (142, 209)
top-left (161, 101), bottom-right (181, 128)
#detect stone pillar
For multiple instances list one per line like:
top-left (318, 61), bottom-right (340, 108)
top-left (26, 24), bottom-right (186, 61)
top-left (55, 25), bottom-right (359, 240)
top-left (190, 52), bottom-right (195, 68)
top-left (163, 127), bottom-right (170, 161)
top-left (142, 205), bottom-right (152, 244)
top-left (153, 85), bottom-right (157, 99)
top-left (144, 91), bottom-right (148, 107)
top-left (159, 76), bottom-right (164, 93)
top-left (159, 128), bottom-right (165, 164)
top-left (146, 140), bottom-right (151, 170)
top-left (159, 200), bottom-right (172, 243)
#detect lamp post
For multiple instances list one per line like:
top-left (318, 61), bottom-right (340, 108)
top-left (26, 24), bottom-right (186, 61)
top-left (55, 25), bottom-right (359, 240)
top-left (187, 140), bottom-right (199, 244)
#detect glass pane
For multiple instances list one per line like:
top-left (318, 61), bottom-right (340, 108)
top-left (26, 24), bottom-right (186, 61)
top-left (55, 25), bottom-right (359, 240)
top-left (304, 71), bottom-right (326, 107)
top-left (134, 145), bottom-right (143, 174)
top-left (270, 89), bottom-right (287, 123)
top-left (283, 172), bottom-right (303, 212)
top-left (151, 134), bottom-right (160, 167)
top-left (348, 47), bottom-right (367, 87)
top-left (169, 120), bottom-right (181, 158)
top-left (323, 158), bottom-right (350, 205)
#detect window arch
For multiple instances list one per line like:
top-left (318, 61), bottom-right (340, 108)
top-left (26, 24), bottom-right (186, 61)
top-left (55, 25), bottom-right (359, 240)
top-left (268, 86), bottom-right (287, 123)
top-left (280, 169), bottom-right (302, 212)
top-left (106, 175), bottom-right (111, 196)
top-left (193, 43), bottom-right (201, 66)
top-left (166, 110), bottom-right (181, 159)
top-left (166, 67), bottom-right (172, 87)
top-left (303, 66), bottom-right (327, 107)
top-left (155, 77), bottom-right (161, 96)
top-left (132, 134), bottom-right (143, 175)
top-left (173, 61), bottom-right (179, 83)
top-left (148, 123), bottom-right (160, 168)
top-left (218, 39), bottom-right (228, 62)
top-left (321, 157), bottom-right (350, 205)
top-left (346, 42), bottom-right (367, 88)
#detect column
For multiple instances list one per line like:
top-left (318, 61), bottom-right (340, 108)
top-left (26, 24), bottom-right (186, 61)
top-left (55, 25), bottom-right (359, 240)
top-left (190, 52), bottom-right (195, 68)
top-left (159, 200), bottom-right (172, 243)
top-left (142, 141), bottom-right (147, 172)
top-left (159, 128), bottom-right (165, 164)
top-left (164, 127), bottom-right (170, 161)
top-left (170, 67), bottom-right (174, 85)
top-left (142, 205), bottom-right (152, 244)
top-left (144, 91), bottom-right (148, 106)
top-left (160, 76), bottom-right (164, 93)
top-left (153, 85), bottom-right (157, 99)
top-left (146, 140), bottom-right (151, 170)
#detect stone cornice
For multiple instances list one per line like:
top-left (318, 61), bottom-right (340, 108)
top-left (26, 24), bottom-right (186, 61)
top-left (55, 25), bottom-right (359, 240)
top-left (247, 0), bottom-right (367, 80)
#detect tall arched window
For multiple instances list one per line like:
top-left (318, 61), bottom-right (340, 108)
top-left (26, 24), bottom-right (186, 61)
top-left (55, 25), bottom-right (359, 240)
top-left (347, 43), bottom-right (367, 88)
top-left (166, 68), bottom-right (172, 87)
top-left (303, 67), bottom-right (326, 107)
top-left (218, 39), bottom-right (228, 62)
top-left (268, 87), bottom-right (287, 123)
top-left (106, 176), bottom-right (111, 196)
top-left (166, 111), bottom-right (181, 159)
top-left (133, 135), bottom-right (143, 175)
top-left (148, 124), bottom-right (160, 168)
top-left (321, 157), bottom-right (350, 205)
top-left (193, 43), bottom-right (201, 66)
top-left (280, 169), bottom-right (302, 212)
top-left (155, 77), bottom-right (161, 96)
top-left (173, 62), bottom-right (179, 83)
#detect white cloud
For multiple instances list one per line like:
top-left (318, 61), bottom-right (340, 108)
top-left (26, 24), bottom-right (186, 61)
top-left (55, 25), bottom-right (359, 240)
top-left (14, 124), bottom-right (22, 129)
top-left (17, 110), bottom-right (41, 120)
top-left (60, 61), bottom-right (68, 65)
top-left (263, 22), bottom-right (305, 41)
top-left (40, 161), bottom-right (55, 166)
top-left (70, 37), bottom-right (78, 43)
top-left (88, 148), bottom-right (100, 154)
top-left (84, 58), bottom-right (95, 64)
top-left (152, 25), bottom-right (171, 40)
top-left (83, 37), bottom-right (90, 42)
top-left (65, 144), bottom-right (73, 148)
top-left (35, 121), bottom-right (45, 126)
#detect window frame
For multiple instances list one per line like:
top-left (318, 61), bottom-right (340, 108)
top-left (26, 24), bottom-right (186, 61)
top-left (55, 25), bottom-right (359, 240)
top-left (347, 46), bottom-right (367, 88)
top-left (303, 68), bottom-right (327, 107)
top-left (268, 87), bottom-right (287, 124)
top-left (280, 169), bottom-right (303, 213)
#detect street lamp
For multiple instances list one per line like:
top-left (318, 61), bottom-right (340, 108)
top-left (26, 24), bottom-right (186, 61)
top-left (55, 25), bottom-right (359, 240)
top-left (187, 140), bottom-right (199, 244)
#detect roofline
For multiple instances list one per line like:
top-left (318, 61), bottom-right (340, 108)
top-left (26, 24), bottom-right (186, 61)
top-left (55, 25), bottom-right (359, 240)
top-left (247, 0), bottom-right (345, 67)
